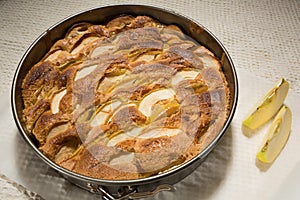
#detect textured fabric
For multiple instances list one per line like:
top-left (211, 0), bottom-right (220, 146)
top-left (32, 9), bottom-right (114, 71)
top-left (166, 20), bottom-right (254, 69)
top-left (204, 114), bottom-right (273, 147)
top-left (0, 0), bottom-right (299, 95)
top-left (1, 70), bottom-right (300, 200)
top-left (0, 1), bottom-right (300, 199)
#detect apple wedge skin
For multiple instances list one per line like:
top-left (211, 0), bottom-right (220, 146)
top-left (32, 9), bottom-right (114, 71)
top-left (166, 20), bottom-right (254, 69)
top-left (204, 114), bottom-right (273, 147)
top-left (256, 105), bottom-right (292, 164)
top-left (242, 78), bottom-right (289, 130)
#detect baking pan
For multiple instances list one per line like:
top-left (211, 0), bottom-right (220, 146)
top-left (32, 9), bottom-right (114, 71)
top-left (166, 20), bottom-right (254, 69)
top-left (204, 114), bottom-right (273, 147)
top-left (12, 5), bottom-right (238, 200)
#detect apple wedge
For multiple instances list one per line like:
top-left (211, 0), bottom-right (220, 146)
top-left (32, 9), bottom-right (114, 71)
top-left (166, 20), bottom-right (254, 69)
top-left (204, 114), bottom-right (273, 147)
top-left (242, 78), bottom-right (289, 130)
top-left (138, 89), bottom-right (176, 117)
top-left (90, 100), bottom-right (122, 127)
top-left (171, 70), bottom-right (200, 86)
top-left (51, 89), bottom-right (66, 114)
top-left (256, 105), bottom-right (292, 163)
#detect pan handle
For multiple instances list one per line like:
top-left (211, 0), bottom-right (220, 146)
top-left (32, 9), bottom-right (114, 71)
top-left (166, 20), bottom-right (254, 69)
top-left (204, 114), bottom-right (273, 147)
top-left (87, 183), bottom-right (175, 200)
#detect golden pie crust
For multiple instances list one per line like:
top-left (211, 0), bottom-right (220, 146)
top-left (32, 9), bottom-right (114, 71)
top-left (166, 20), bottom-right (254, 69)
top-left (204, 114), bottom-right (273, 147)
top-left (22, 15), bottom-right (230, 180)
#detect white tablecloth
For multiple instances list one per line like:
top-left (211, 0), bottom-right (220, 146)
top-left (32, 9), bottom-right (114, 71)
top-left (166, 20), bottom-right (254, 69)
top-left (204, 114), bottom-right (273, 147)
top-left (1, 0), bottom-right (299, 199)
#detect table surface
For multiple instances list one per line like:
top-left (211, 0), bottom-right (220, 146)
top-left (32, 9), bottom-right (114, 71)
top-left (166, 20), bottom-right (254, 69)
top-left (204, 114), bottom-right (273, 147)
top-left (0, 0), bottom-right (300, 199)
top-left (1, 0), bottom-right (299, 95)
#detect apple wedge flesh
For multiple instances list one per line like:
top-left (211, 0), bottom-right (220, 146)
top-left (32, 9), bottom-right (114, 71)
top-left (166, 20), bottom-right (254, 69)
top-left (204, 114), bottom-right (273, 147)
top-left (138, 89), bottom-right (175, 117)
top-left (243, 78), bottom-right (289, 130)
top-left (256, 105), bottom-right (292, 163)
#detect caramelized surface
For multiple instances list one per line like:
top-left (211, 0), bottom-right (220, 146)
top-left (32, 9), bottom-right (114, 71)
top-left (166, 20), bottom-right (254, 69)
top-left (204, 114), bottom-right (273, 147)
top-left (22, 15), bottom-right (229, 180)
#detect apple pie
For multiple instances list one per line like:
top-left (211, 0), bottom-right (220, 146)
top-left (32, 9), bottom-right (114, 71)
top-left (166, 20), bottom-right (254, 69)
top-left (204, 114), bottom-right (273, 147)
top-left (22, 15), bottom-right (230, 180)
